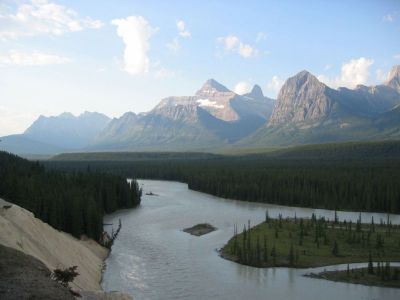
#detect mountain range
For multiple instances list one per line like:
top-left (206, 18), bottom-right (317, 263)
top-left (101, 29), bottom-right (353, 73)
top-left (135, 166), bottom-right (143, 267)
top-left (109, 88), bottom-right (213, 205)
top-left (1, 65), bottom-right (400, 155)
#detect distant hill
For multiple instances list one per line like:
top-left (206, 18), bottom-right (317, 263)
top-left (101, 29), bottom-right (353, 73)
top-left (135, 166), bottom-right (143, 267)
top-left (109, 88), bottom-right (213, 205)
top-left (0, 134), bottom-right (64, 156)
top-left (51, 140), bottom-right (400, 161)
top-left (24, 111), bottom-right (111, 149)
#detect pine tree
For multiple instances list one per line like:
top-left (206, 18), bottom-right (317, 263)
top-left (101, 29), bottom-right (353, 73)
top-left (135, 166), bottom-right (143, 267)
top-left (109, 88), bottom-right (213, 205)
top-left (368, 253), bottom-right (374, 274)
top-left (332, 240), bottom-right (339, 256)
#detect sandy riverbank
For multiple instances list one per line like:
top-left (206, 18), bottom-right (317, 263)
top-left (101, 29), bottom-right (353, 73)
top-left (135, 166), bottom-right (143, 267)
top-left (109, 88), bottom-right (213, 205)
top-left (0, 198), bottom-right (132, 299)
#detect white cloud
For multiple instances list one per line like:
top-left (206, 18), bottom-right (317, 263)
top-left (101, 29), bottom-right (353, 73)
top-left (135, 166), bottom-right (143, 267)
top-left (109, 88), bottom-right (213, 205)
top-left (166, 19), bottom-right (191, 53)
top-left (111, 16), bottom-right (157, 75)
top-left (0, 0), bottom-right (103, 39)
top-left (217, 35), bottom-right (258, 58)
top-left (324, 64), bottom-right (332, 71)
top-left (176, 20), bottom-right (191, 38)
top-left (234, 81), bottom-right (251, 95)
top-left (318, 57), bottom-right (374, 88)
top-left (267, 75), bottom-right (284, 95)
top-left (256, 32), bottom-right (267, 43)
top-left (383, 14), bottom-right (394, 22)
top-left (0, 50), bottom-right (70, 66)
top-left (238, 43), bottom-right (257, 58)
top-left (196, 99), bottom-right (224, 109)
top-left (394, 53), bottom-right (400, 60)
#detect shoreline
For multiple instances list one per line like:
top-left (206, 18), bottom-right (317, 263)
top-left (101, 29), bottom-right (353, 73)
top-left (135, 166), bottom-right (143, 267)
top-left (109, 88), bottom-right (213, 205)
top-left (305, 267), bottom-right (400, 289)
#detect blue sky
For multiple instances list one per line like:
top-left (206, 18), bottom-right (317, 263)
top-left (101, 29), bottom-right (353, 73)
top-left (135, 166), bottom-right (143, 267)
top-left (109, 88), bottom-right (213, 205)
top-left (0, 0), bottom-right (399, 135)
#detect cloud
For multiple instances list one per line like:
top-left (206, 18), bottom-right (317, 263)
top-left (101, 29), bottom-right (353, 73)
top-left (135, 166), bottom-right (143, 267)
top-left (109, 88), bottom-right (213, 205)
top-left (256, 32), bottom-right (267, 43)
top-left (394, 53), bottom-right (400, 60)
top-left (176, 20), bottom-right (191, 38)
top-left (383, 14), bottom-right (394, 22)
top-left (196, 99), bottom-right (224, 109)
top-left (111, 16), bottom-right (157, 75)
top-left (318, 57), bottom-right (374, 88)
top-left (266, 75), bottom-right (284, 95)
top-left (217, 35), bottom-right (258, 58)
top-left (238, 43), bottom-right (257, 58)
top-left (166, 19), bottom-right (190, 53)
top-left (0, 50), bottom-right (71, 66)
top-left (234, 81), bottom-right (251, 95)
top-left (0, 0), bottom-right (103, 39)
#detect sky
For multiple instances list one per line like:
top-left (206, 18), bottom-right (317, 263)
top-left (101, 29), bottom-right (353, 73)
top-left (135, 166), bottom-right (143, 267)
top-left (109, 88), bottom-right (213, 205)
top-left (0, 0), bottom-right (400, 136)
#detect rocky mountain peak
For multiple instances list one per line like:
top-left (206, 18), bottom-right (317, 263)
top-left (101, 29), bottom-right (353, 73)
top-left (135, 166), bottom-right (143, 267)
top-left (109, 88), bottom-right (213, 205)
top-left (386, 65), bottom-right (400, 91)
top-left (196, 79), bottom-right (231, 96)
top-left (268, 70), bottom-right (332, 126)
top-left (248, 84), bottom-right (264, 98)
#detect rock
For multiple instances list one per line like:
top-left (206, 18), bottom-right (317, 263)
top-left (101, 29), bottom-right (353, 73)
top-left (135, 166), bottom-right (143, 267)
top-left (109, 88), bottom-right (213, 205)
top-left (386, 65), bottom-right (400, 92)
top-left (268, 70), bottom-right (333, 126)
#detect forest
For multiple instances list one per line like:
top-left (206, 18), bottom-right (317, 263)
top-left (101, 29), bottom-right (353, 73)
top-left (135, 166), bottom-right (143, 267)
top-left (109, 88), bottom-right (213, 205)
top-left (46, 155), bottom-right (400, 214)
top-left (0, 151), bottom-right (141, 242)
top-left (221, 212), bottom-right (400, 268)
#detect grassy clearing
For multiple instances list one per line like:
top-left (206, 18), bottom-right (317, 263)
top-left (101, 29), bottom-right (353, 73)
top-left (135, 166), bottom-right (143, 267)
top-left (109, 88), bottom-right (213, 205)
top-left (221, 214), bottom-right (400, 268)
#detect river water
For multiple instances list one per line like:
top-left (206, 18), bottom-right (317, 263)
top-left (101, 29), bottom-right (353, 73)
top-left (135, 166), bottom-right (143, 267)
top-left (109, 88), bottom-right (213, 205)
top-left (102, 180), bottom-right (400, 300)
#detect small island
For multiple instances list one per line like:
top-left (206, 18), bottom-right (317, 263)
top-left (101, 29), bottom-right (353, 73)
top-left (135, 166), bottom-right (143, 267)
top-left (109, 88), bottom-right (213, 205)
top-left (183, 223), bottom-right (217, 236)
top-left (306, 265), bottom-right (400, 288)
top-left (145, 192), bottom-right (159, 196)
top-left (221, 212), bottom-right (400, 271)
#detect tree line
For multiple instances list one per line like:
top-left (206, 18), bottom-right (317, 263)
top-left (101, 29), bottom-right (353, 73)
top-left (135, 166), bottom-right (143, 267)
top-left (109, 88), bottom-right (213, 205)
top-left (0, 151), bottom-right (141, 242)
top-left (46, 157), bottom-right (400, 213)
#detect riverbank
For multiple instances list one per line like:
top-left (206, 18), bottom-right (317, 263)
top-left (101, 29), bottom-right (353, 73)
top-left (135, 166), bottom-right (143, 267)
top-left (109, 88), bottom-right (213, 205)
top-left (306, 266), bottom-right (400, 288)
top-left (0, 198), bottom-right (132, 299)
top-left (221, 215), bottom-right (400, 268)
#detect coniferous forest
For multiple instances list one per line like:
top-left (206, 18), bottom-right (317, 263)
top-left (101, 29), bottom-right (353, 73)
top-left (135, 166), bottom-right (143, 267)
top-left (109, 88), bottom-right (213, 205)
top-left (47, 155), bottom-right (400, 214)
top-left (0, 151), bottom-right (141, 241)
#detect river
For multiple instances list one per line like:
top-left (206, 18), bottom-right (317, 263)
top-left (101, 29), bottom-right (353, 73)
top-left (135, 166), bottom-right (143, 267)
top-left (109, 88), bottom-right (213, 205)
top-left (102, 180), bottom-right (400, 300)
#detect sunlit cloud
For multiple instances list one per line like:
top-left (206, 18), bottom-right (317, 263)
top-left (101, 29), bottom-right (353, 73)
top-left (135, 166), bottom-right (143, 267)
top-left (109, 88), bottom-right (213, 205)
top-left (217, 35), bottom-right (258, 58)
top-left (111, 16), bottom-right (158, 75)
top-left (0, 0), bottom-right (103, 39)
top-left (0, 50), bottom-right (71, 66)
top-left (318, 57), bottom-right (374, 88)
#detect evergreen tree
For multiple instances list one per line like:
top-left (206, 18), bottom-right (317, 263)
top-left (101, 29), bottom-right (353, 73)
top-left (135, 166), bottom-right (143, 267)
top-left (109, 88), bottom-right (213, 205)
top-left (332, 240), bottom-right (339, 256)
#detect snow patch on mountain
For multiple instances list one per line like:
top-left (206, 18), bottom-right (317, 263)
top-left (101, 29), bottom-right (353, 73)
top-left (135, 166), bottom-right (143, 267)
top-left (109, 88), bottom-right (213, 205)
top-left (196, 98), bottom-right (224, 109)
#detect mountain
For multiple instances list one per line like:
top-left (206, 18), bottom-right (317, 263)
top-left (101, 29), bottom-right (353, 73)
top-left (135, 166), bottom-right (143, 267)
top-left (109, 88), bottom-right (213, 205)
top-left (386, 65), bottom-right (400, 92)
top-left (240, 67), bottom-right (400, 147)
top-left (0, 134), bottom-right (64, 156)
top-left (24, 111), bottom-right (110, 149)
top-left (268, 71), bottom-right (334, 125)
top-left (91, 80), bottom-right (275, 151)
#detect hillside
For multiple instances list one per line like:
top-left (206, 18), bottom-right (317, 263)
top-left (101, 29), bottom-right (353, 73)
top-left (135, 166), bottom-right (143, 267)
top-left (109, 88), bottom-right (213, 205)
top-left (241, 66), bottom-right (400, 147)
top-left (0, 244), bottom-right (74, 300)
top-left (90, 79), bottom-right (275, 151)
top-left (0, 198), bottom-right (107, 291)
